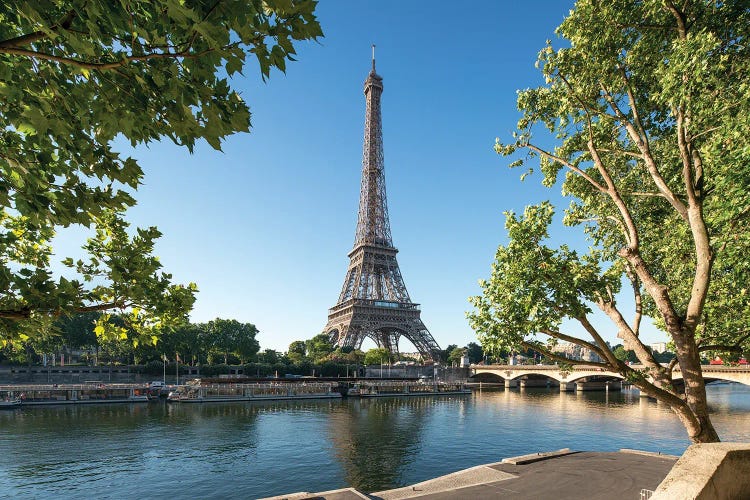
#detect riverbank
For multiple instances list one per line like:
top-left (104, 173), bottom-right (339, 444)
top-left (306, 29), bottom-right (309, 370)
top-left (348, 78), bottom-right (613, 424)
top-left (264, 449), bottom-right (678, 499)
top-left (264, 443), bottom-right (750, 499)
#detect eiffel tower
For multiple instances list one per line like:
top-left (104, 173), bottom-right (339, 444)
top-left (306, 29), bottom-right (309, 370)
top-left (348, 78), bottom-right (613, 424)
top-left (323, 48), bottom-right (441, 362)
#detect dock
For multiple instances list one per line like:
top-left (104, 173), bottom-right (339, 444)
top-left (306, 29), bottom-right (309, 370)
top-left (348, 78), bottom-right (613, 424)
top-left (0, 380), bottom-right (472, 407)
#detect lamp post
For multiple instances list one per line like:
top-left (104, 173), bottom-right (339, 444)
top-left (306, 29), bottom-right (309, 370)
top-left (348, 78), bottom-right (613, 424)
top-left (162, 355), bottom-right (166, 385)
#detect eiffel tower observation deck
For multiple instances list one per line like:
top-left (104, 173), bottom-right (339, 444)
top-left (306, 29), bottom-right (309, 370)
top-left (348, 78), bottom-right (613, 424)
top-left (323, 48), bottom-right (441, 362)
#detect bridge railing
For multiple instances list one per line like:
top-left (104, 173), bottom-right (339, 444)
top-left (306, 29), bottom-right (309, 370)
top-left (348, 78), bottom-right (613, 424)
top-left (471, 364), bottom-right (750, 373)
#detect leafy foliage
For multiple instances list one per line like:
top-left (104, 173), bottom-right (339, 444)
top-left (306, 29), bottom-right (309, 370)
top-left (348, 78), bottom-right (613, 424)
top-left (363, 347), bottom-right (392, 366)
top-left (206, 318), bottom-right (259, 364)
top-left (447, 347), bottom-right (465, 366)
top-left (439, 343), bottom-right (457, 363)
top-left (470, 0), bottom-right (749, 443)
top-left (0, 1), bottom-right (322, 346)
top-left (465, 342), bottom-right (484, 364)
top-left (305, 333), bottom-right (334, 362)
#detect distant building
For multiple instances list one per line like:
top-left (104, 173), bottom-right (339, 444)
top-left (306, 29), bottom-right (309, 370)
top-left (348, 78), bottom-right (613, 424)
top-left (400, 352), bottom-right (423, 363)
top-left (650, 342), bottom-right (668, 353)
top-left (551, 341), bottom-right (603, 363)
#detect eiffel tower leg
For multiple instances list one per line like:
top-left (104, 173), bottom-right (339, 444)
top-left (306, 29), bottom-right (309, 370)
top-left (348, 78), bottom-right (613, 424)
top-left (375, 330), bottom-right (391, 352)
top-left (401, 326), bottom-right (442, 363)
top-left (389, 331), bottom-right (400, 358)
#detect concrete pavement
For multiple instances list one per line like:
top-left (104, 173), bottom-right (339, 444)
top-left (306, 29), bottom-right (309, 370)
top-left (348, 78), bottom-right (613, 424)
top-left (263, 449), bottom-right (678, 500)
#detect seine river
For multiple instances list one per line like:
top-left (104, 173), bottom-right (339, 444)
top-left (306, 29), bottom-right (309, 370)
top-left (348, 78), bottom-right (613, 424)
top-left (1, 384), bottom-right (749, 498)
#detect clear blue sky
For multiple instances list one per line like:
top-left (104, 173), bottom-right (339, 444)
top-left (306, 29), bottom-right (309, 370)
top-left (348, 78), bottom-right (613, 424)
top-left (57, 1), bottom-right (669, 352)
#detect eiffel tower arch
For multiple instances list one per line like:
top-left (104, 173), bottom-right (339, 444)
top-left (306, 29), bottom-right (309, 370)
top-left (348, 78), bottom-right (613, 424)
top-left (323, 50), bottom-right (441, 362)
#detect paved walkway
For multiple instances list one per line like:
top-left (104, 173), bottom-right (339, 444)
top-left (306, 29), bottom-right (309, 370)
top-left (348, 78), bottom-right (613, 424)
top-left (263, 450), bottom-right (678, 500)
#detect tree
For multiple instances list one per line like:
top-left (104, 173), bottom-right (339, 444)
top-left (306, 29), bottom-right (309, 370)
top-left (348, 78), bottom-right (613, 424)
top-left (305, 333), bottom-right (333, 363)
top-left (0, 1), bottom-right (322, 346)
top-left (613, 345), bottom-right (638, 364)
top-left (206, 318), bottom-right (259, 364)
top-left (258, 349), bottom-right (279, 365)
top-left (465, 342), bottom-right (484, 364)
top-left (439, 344), bottom-right (457, 364)
top-left (364, 348), bottom-right (391, 366)
top-left (447, 347), bottom-right (465, 366)
top-left (469, 0), bottom-right (749, 443)
top-left (55, 311), bottom-right (99, 350)
top-left (286, 340), bottom-right (307, 363)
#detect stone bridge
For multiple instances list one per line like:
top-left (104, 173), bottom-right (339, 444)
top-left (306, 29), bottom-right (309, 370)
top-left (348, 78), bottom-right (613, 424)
top-left (469, 364), bottom-right (750, 392)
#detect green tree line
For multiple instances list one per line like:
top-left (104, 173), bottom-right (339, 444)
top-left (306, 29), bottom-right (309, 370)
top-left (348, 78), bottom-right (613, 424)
top-left (0, 312), bottom-right (261, 366)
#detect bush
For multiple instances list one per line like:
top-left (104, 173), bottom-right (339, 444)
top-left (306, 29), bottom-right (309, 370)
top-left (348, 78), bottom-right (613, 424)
top-left (199, 364), bottom-right (231, 377)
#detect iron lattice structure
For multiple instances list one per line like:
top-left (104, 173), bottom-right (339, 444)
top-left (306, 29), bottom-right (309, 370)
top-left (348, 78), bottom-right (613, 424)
top-left (323, 56), bottom-right (441, 362)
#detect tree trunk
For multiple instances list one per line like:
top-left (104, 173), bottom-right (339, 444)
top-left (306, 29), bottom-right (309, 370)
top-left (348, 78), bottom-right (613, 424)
top-left (670, 398), bottom-right (719, 443)
top-left (671, 325), bottom-right (720, 443)
top-left (691, 415), bottom-right (720, 443)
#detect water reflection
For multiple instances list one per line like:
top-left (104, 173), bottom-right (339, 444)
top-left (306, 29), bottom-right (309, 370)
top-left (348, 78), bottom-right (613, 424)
top-left (327, 397), bottom-right (434, 492)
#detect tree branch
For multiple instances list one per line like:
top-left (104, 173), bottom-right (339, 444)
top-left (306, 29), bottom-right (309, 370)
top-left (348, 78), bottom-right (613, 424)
top-left (618, 65), bottom-right (649, 150)
top-left (0, 9), bottom-right (78, 49)
top-left (587, 137), bottom-right (641, 248)
top-left (668, 357), bottom-right (680, 372)
top-left (664, 0), bottom-right (688, 38)
top-left (0, 308), bottom-right (32, 320)
top-left (698, 331), bottom-right (750, 353)
top-left (576, 314), bottom-right (625, 368)
top-left (624, 263), bottom-right (643, 335)
top-left (596, 299), bottom-right (671, 386)
top-left (594, 147), bottom-right (644, 159)
top-left (539, 328), bottom-right (607, 359)
top-left (599, 82), bottom-right (689, 221)
top-left (74, 302), bottom-right (128, 314)
top-left (0, 300), bottom-right (128, 321)
top-left (627, 191), bottom-right (668, 199)
top-left (0, 45), bottom-right (220, 71)
top-left (520, 340), bottom-right (610, 369)
top-left (526, 143), bottom-right (607, 192)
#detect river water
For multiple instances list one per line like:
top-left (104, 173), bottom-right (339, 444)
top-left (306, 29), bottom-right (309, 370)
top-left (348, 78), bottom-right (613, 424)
top-left (1, 384), bottom-right (749, 498)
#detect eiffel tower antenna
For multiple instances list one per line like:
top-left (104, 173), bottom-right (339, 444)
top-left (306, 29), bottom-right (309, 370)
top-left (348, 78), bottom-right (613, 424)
top-left (322, 55), bottom-right (442, 362)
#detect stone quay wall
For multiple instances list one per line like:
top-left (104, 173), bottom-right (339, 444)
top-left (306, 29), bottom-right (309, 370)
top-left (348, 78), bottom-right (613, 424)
top-left (0, 364), bottom-right (200, 385)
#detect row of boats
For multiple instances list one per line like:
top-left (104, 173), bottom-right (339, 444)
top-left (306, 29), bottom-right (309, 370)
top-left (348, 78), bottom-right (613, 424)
top-left (1, 380), bottom-right (472, 407)
top-left (164, 381), bottom-right (471, 403)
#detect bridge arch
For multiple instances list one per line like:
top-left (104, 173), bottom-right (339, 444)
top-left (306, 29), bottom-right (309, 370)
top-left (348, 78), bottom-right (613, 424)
top-left (565, 373), bottom-right (625, 384)
top-left (470, 368), bottom-right (568, 384)
top-left (469, 372), bottom-right (505, 383)
top-left (672, 372), bottom-right (750, 387)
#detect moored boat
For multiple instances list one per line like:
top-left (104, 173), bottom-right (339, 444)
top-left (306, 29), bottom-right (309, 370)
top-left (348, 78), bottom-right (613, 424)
top-left (0, 398), bottom-right (21, 409)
